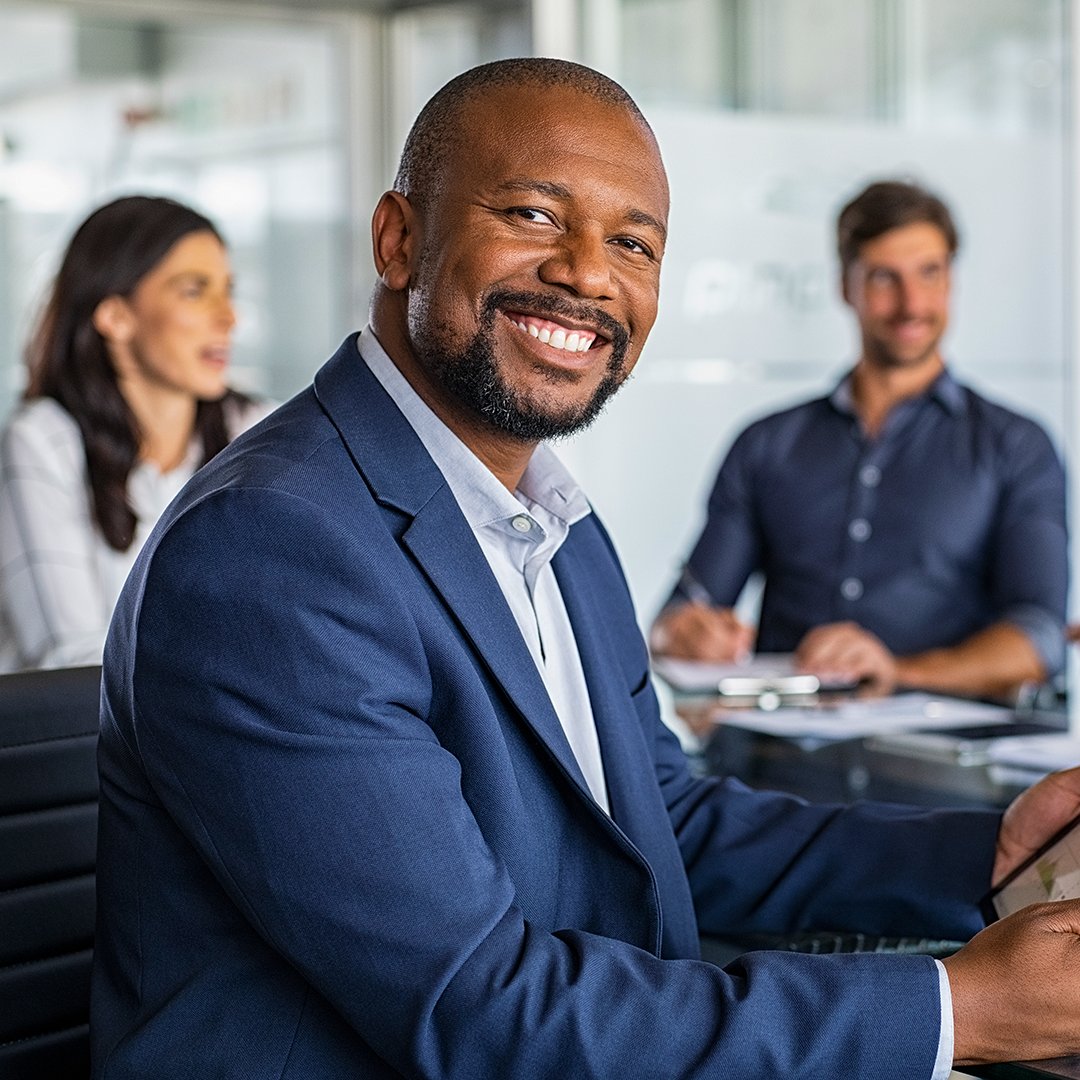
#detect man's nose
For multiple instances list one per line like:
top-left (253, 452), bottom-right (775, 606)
top-left (896, 276), bottom-right (931, 316)
top-left (538, 227), bottom-right (615, 300)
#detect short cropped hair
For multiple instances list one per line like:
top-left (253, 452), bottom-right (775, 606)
top-left (837, 181), bottom-right (959, 276)
top-left (394, 58), bottom-right (651, 214)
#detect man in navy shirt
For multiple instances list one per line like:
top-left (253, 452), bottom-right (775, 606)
top-left (652, 181), bottom-right (1066, 699)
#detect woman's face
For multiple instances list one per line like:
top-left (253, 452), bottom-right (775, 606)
top-left (102, 230), bottom-right (236, 401)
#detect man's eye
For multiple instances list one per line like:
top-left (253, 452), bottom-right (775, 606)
top-left (613, 237), bottom-right (650, 256)
top-left (509, 207), bottom-right (555, 225)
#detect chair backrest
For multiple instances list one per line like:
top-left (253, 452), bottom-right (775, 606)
top-left (0, 665), bottom-right (101, 1080)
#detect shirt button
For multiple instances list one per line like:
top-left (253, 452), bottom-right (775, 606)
top-left (848, 518), bottom-right (871, 541)
top-left (841, 577), bottom-right (863, 600)
top-left (859, 465), bottom-right (881, 487)
top-left (511, 515), bottom-right (533, 533)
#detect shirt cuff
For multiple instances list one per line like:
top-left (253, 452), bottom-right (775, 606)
top-left (932, 958), bottom-right (955, 1080)
top-left (999, 602), bottom-right (1065, 677)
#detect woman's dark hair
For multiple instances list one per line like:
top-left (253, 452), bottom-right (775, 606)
top-left (26, 194), bottom-right (247, 552)
top-left (837, 180), bottom-right (959, 278)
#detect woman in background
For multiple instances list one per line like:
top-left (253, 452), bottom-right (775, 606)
top-left (0, 195), bottom-right (274, 671)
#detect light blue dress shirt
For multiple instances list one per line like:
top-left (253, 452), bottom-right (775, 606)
top-left (358, 328), bottom-right (608, 814)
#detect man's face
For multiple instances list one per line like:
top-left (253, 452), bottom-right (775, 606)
top-left (403, 86), bottom-right (669, 441)
top-left (843, 221), bottom-right (952, 370)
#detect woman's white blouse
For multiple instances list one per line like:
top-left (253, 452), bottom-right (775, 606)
top-left (0, 396), bottom-right (275, 673)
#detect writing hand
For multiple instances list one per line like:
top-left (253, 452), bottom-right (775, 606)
top-left (650, 604), bottom-right (754, 663)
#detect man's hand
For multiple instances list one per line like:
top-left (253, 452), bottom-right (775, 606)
top-left (794, 621), bottom-right (897, 693)
top-left (944, 767), bottom-right (1080, 1064)
top-left (993, 765), bottom-right (1080, 887)
top-left (650, 603), bottom-right (754, 662)
top-left (944, 900), bottom-right (1080, 1064)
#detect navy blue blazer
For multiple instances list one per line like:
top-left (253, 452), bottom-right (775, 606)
top-left (93, 335), bottom-right (1001, 1079)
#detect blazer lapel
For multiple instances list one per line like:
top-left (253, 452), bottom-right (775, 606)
top-left (313, 336), bottom-right (597, 804)
top-left (554, 524), bottom-right (701, 958)
top-left (551, 538), bottom-right (656, 826)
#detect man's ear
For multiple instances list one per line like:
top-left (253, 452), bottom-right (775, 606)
top-left (372, 191), bottom-right (418, 292)
top-left (92, 295), bottom-right (136, 345)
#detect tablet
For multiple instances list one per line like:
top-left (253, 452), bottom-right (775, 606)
top-left (982, 812), bottom-right (1080, 923)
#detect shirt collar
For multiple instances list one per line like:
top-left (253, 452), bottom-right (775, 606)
top-left (356, 326), bottom-right (590, 535)
top-left (829, 365), bottom-right (966, 418)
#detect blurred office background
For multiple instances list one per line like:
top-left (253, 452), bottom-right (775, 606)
top-left (0, 0), bottom-right (1072, 633)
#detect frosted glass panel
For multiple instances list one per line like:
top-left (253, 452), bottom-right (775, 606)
top-left (0, 4), bottom-right (352, 416)
top-left (388, 3), bottom-right (531, 164)
top-left (918, 0), bottom-right (1063, 133)
top-left (614, 0), bottom-right (1064, 131)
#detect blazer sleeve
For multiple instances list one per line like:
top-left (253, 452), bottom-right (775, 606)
top-left (114, 483), bottom-right (972, 1080)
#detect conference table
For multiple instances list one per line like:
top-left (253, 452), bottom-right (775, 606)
top-left (655, 660), bottom-right (1078, 1080)
top-left (657, 658), bottom-right (1069, 810)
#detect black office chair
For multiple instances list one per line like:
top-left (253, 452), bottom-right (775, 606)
top-left (0, 665), bottom-right (101, 1079)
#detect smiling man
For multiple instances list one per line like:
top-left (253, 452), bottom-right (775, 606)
top-left (653, 180), bottom-right (1067, 699)
top-left (93, 66), bottom-right (1080, 1079)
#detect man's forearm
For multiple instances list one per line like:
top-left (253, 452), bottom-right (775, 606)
top-left (894, 622), bottom-right (1045, 700)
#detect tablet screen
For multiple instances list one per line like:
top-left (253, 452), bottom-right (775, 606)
top-left (987, 813), bottom-right (1080, 921)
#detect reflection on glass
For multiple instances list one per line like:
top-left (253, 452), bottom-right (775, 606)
top-left (614, 0), bottom-right (1063, 133)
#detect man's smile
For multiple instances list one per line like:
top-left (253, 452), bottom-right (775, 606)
top-left (888, 316), bottom-right (934, 337)
top-left (502, 310), bottom-right (604, 353)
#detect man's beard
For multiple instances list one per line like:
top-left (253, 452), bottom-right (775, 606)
top-left (413, 289), bottom-right (632, 442)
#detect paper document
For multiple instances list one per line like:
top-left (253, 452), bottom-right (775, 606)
top-left (717, 692), bottom-right (1013, 741)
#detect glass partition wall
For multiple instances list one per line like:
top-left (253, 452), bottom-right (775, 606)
top-left (0, 0), bottom-right (1073, 701)
top-left (0, 1), bottom-right (363, 411)
top-left (0, 0), bottom-right (530, 412)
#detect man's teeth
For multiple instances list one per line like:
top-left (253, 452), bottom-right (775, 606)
top-left (514, 319), bottom-right (594, 352)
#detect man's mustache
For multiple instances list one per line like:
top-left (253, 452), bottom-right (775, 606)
top-left (480, 289), bottom-right (630, 358)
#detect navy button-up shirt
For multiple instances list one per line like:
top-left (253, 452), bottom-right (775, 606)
top-left (673, 370), bottom-right (1068, 673)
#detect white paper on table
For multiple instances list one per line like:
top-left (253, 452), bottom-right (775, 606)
top-left (652, 654), bottom-right (802, 692)
top-left (719, 692), bottom-right (1013, 741)
top-left (985, 734), bottom-right (1080, 774)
